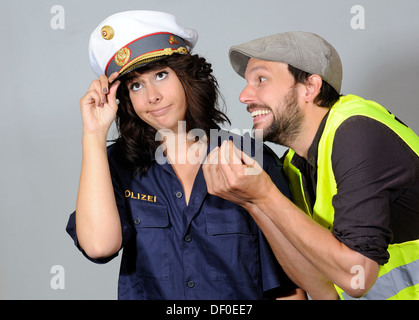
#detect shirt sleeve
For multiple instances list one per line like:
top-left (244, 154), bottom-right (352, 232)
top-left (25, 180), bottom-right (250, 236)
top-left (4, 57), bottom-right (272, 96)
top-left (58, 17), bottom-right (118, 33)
top-left (331, 116), bottom-right (417, 265)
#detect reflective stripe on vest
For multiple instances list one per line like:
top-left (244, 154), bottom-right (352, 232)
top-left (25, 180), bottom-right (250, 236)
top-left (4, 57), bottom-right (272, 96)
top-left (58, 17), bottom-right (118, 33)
top-left (341, 256), bottom-right (419, 300)
top-left (283, 94), bottom-right (419, 299)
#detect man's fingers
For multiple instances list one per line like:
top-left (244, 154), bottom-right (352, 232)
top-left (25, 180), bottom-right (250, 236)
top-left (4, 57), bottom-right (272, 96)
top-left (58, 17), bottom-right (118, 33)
top-left (240, 148), bottom-right (257, 168)
top-left (229, 140), bottom-right (245, 166)
top-left (204, 147), bottom-right (219, 165)
top-left (216, 141), bottom-right (241, 191)
top-left (219, 140), bottom-right (244, 169)
top-left (203, 147), bottom-right (232, 195)
top-left (223, 140), bottom-right (262, 176)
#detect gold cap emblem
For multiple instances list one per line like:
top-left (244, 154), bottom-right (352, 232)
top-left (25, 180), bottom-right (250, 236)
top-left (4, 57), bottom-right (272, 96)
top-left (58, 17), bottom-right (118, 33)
top-left (168, 35), bottom-right (179, 45)
top-left (101, 25), bottom-right (114, 40)
top-left (114, 47), bottom-right (131, 67)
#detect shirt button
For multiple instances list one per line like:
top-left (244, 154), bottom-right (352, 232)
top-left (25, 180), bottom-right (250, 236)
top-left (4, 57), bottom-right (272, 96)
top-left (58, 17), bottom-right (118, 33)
top-left (187, 281), bottom-right (195, 288)
top-left (134, 218), bottom-right (141, 225)
top-left (175, 191), bottom-right (183, 199)
top-left (184, 235), bottom-right (192, 242)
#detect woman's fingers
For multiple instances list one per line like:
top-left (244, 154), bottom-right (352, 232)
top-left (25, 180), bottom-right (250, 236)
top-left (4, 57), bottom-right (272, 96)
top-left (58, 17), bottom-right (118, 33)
top-left (108, 71), bottom-right (120, 84)
top-left (80, 83), bottom-right (100, 108)
top-left (79, 73), bottom-right (121, 134)
top-left (107, 79), bottom-right (121, 110)
top-left (81, 73), bottom-right (121, 110)
top-left (88, 72), bottom-right (120, 107)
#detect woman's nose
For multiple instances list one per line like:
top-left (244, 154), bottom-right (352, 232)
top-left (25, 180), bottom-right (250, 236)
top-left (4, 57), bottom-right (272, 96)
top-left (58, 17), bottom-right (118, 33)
top-left (147, 85), bottom-right (162, 104)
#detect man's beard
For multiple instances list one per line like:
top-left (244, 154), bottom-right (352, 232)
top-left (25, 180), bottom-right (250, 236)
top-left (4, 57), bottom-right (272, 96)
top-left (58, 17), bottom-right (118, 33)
top-left (250, 86), bottom-right (304, 147)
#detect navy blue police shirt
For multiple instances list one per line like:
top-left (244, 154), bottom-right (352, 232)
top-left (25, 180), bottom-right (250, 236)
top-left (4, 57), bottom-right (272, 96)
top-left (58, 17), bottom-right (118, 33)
top-left (66, 129), bottom-right (296, 299)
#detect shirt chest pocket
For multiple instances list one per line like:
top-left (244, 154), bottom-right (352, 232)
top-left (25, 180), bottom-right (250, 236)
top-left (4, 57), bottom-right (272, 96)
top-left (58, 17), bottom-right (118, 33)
top-left (131, 203), bottom-right (170, 228)
top-left (129, 202), bottom-right (171, 279)
top-left (205, 208), bottom-right (257, 236)
top-left (205, 208), bottom-right (260, 287)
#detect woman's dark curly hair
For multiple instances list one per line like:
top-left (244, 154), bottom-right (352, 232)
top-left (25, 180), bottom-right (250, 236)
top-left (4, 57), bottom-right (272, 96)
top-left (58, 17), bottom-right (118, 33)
top-left (114, 53), bottom-right (230, 176)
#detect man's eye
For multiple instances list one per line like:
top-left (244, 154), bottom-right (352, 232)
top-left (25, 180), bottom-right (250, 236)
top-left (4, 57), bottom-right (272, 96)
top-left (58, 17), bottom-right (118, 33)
top-left (156, 71), bottom-right (168, 81)
top-left (259, 76), bottom-right (267, 83)
top-left (130, 82), bottom-right (142, 91)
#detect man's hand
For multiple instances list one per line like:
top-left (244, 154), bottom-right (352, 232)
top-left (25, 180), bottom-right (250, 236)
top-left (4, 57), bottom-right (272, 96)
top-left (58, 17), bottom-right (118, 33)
top-left (202, 140), bottom-right (274, 208)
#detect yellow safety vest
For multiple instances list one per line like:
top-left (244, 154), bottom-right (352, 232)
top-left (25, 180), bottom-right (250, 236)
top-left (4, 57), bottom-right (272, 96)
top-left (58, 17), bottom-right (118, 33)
top-left (283, 94), bottom-right (419, 299)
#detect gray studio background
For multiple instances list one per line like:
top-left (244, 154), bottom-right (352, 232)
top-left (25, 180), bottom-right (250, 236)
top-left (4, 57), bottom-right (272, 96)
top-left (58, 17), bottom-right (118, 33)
top-left (1, 0), bottom-right (418, 299)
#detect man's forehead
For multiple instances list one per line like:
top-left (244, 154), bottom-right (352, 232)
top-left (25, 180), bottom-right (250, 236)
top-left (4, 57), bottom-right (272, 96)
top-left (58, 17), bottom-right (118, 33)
top-left (245, 58), bottom-right (288, 77)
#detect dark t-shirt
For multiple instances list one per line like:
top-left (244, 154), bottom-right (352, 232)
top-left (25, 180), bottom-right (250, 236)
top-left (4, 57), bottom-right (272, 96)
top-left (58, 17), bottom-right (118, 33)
top-left (290, 113), bottom-right (419, 265)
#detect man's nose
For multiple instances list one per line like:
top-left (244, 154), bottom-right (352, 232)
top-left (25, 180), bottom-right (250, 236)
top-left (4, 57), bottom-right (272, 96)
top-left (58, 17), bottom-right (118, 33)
top-left (239, 84), bottom-right (255, 105)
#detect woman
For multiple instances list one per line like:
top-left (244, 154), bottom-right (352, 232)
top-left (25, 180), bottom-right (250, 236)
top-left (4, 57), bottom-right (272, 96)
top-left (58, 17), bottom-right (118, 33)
top-left (66, 10), bottom-right (302, 300)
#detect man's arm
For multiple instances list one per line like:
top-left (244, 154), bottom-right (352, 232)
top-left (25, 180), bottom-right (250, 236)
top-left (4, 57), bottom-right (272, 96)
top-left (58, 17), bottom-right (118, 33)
top-left (252, 185), bottom-right (379, 299)
top-left (203, 141), bottom-right (379, 299)
top-left (249, 203), bottom-right (338, 299)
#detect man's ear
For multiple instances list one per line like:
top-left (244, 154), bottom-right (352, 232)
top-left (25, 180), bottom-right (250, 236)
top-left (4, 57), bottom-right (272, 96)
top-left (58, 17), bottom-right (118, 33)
top-left (303, 75), bottom-right (322, 103)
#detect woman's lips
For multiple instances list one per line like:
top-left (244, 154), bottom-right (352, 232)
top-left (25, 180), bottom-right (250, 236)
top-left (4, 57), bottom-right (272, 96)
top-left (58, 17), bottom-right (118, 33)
top-left (149, 105), bottom-right (171, 117)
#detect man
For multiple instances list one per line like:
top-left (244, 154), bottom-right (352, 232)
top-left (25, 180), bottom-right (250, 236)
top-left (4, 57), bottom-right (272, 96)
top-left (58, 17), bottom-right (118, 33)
top-left (202, 31), bottom-right (419, 299)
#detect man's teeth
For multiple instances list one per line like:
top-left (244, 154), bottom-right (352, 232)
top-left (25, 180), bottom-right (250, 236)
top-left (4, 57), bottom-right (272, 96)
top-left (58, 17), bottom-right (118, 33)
top-left (251, 109), bottom-right (271, 118)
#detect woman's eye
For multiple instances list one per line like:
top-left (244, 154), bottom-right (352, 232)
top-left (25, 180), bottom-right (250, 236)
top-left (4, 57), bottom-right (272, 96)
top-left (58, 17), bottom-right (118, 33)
top-left (156, 71), bottom-right (168, 81)
top-left (259, 76), bottom-right (267, 83)
top-left (130, 82), bottom-right (142, 91)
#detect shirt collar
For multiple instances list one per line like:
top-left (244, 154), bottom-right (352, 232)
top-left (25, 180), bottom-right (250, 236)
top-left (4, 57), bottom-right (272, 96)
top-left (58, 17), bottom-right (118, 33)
top-left (151, 124), bottom-right (222, 163)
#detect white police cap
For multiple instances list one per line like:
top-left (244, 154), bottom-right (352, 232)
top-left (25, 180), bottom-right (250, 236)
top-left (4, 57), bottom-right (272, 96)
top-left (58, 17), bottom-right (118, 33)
top-left (89, 10), bottom-right (198, 79)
